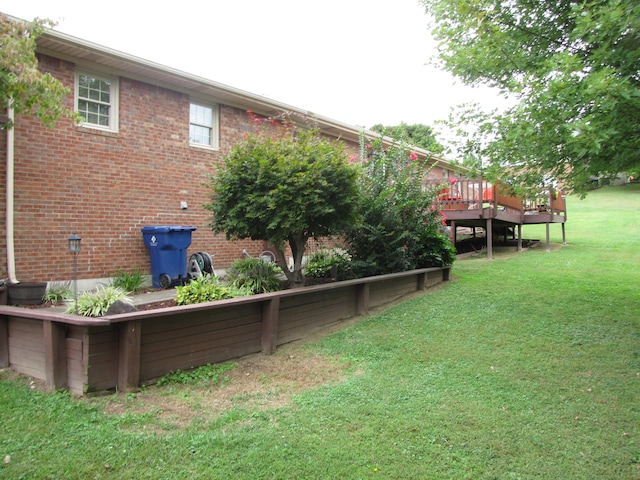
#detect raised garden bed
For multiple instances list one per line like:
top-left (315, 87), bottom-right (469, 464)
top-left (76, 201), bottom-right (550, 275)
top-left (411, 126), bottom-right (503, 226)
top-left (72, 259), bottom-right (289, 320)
top-left (0, 267), bottom-right (450, 395)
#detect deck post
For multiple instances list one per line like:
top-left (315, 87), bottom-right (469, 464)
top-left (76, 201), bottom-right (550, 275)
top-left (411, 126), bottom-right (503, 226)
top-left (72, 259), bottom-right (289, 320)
top-left (261, 297), bottom-right (280, 355)
top-left (117, 320), bottom-right (141, 392)
top-left (43, 320), bottom-right (67, 391)
top-left (517, 224), bottom-right (522, 251)
top-left (562, 223), bottom-right (566, 245)
top-left (486, 218), bottom-right (493, 259)
top-left (545, 223), bottom-right (551, 252)
top-left (0, 315), bottom-right (8, 368)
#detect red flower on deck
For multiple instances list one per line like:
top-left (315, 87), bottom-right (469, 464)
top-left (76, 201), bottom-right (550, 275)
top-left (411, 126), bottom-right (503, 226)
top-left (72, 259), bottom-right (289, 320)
top-left (410, 151), bottom-right (418, 161)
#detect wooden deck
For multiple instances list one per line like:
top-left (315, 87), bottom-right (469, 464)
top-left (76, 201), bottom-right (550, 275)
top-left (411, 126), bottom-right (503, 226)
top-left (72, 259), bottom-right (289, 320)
top-left (429, 178), bottom-right (567, 257)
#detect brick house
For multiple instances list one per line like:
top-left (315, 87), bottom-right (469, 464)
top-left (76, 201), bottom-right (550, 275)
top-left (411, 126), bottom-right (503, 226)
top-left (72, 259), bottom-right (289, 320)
top-left (0, 22), bottom-right (458, 289)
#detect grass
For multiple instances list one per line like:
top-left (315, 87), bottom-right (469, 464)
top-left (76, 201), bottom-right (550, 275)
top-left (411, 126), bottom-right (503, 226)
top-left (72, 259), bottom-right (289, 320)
top-left (1, 184), bottom-right (639, 479)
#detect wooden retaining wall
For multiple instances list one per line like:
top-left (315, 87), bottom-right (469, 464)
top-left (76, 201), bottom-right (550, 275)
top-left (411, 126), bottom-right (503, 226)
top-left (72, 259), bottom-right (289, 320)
top-left (0, 267), bottom-right (450, 394)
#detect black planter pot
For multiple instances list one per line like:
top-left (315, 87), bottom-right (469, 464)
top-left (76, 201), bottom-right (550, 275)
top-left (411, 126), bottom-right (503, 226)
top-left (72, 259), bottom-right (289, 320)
top-left (8, 282), bottom-right (47, 305)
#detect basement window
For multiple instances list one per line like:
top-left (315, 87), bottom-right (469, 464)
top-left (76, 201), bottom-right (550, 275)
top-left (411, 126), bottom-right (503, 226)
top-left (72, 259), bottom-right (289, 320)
top-left (189, 102), bottom-right (219, 149)
top-left (75, 71), bottom-right (119, 132)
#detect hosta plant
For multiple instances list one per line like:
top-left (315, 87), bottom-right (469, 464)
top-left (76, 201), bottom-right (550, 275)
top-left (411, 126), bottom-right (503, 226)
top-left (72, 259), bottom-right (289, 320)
top-left (175, 275), bottom-right (234, 305)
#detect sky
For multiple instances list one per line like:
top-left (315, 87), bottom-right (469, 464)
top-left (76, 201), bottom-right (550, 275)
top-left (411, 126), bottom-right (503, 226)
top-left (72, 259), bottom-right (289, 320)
top-left (3, 0), bottom-right (505, 130)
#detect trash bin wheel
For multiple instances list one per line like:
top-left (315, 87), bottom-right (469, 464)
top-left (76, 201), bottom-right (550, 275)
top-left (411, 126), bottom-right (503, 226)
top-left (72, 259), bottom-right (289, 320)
top-left (159, 273), bottom-right (172, 289)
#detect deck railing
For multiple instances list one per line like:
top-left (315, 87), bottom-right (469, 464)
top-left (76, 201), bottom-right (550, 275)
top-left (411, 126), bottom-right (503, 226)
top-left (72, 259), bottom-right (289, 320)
top-left (427, 178), bottom-right (566, 217)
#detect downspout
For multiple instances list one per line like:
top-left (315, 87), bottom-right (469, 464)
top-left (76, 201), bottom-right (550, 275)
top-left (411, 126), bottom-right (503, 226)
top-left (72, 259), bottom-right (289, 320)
top-left (5, 101), bottom-right (18, 284)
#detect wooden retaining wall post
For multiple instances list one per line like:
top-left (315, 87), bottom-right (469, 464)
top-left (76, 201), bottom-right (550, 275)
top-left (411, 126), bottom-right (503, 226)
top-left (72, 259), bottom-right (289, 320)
top-left (43, 321), bottom-right (67, 391)
top-left (443, 267), bottom-right (451, 282)
top-left (417, 272), bottom-right (426, 291)
top-left (0, 315), bottom-right (8, 368)
top-left (118, 320), bottom-right (141, 392)
top-left (261, 298), bottom-right (280, 355)
top-left (356, 283), bottom-right (370, 315)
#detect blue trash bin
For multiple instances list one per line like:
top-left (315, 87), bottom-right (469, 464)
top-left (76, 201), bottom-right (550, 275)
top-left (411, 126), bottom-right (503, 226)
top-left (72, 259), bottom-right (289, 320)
top-left (141, 226), bottom-right (197, 288)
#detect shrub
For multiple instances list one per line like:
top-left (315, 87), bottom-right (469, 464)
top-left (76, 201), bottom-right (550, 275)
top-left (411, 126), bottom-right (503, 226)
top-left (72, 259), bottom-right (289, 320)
top-left (415, 232), bottom-right (458, 267)
top-left (43, 281), bottom-right (72, 303)
top-left (305, 248), bottom-right (353, 280)
top-left (66, 285), bottom-right (133, 316)
top-left (111, 268), bottom-right (146, 293)
top-left (175, 275), bottom-right (234, 305)
top-left (346, 133), bottom-right (456, 276)
top-left (225, 258), bottom-right (283, 294)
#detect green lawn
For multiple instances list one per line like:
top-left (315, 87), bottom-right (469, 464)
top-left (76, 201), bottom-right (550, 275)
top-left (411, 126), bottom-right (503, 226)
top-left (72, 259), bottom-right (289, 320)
top-left (1, 185), bottom-right (639, 479)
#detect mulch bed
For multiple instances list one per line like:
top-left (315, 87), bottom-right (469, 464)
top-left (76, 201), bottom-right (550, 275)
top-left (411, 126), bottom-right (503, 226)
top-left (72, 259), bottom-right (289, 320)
top-left (10, 279), bottom-right (337, 312)
top-left (136, 299), bottom-right (177, 311)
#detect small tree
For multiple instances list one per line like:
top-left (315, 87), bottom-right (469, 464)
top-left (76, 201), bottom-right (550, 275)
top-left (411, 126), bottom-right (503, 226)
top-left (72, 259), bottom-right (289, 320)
top-left (369, 122), bottom-right (445, 154)
top-left (206, 116), bottom-right (360, 288)
top-left (0, 14), bottom-right (80, 128)
top-left (420, 0), bottom-right (640, 194)
top-left (346, 135), bottom-right (455, 277)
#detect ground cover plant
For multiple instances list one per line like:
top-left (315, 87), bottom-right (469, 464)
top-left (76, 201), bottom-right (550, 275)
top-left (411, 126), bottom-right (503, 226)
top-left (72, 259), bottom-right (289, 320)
top-left (1, 185), bottom-right (638, 478)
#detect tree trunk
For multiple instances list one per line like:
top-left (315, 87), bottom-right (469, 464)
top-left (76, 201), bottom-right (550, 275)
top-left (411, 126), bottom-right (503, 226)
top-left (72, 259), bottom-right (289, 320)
top-left (273, 236), bottom-right (307, 289)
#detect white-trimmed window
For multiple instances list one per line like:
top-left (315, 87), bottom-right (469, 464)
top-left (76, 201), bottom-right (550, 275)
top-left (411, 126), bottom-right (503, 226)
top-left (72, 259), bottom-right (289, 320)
top-left (76, 71), bottom-right (119, 131)
top-left (189, 102), bottom-right (219, 149)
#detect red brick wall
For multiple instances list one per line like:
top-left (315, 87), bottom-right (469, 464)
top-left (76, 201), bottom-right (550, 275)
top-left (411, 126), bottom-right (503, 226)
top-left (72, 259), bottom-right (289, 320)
top-left (3, 54), bottom-right (272, 282)
top-left (0, 53), bottom-right (450, 284)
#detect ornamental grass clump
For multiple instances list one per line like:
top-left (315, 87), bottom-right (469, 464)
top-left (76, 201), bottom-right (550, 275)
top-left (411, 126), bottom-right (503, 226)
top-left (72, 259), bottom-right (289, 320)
top-left (66, 285), bottom-right (133, 316)
top-left (225, 257), bottom-right (284, 294)
top-left (43, 281), bottom-right (73, 304)
top-left (111, 268), bottom-right (146, 293)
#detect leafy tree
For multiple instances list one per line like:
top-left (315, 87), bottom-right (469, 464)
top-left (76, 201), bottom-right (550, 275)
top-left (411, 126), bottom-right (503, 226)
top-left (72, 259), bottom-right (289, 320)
top-left (370, 122), bottom-right (445, 154)
top-left (0, 14), bottom-right (79, 128)
top-left (420, 0), bottom-right (640, 194)
top-left (346, 135), bottom-right (455, 277)
top-left (206, 119), bottom-right (360, 288)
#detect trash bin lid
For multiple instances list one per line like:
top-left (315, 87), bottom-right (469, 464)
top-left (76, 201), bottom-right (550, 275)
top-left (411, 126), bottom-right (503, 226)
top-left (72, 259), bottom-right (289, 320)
top-left (141, 225), bottom-right (197, 233)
